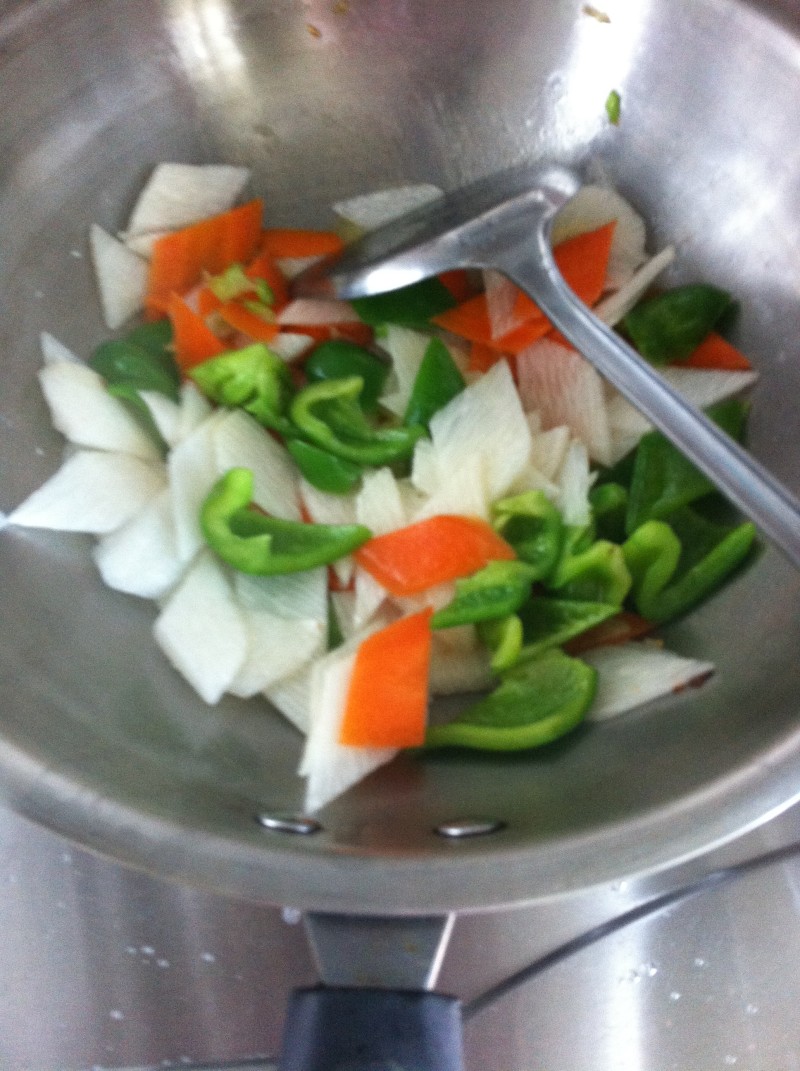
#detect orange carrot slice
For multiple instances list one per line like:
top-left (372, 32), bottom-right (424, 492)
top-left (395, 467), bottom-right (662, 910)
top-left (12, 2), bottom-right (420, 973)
top-left (340, 610), bottom-right (433, 748)
top-left (261, 228), bottom-right (344, 259)
top-left (168, 294), bottom-right (226, 371)
top-left (355, 515), bottom-right (516, 597)
top-left (246, 247), bottom-right (290, 310)
top-left (468, 341), bottom-right (506, 373)
top-left (438, 269), bottom-right (476, 303)
top-left (146, 199), bottom-right (264, 317)
top-left (215, 301), bottom-right (279, 343)
top-left (672, 331), bottom-right (753, 371)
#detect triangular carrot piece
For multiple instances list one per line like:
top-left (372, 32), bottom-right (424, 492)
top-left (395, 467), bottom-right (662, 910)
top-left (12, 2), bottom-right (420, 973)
top-left (168, 294), bottom-right (226, 372)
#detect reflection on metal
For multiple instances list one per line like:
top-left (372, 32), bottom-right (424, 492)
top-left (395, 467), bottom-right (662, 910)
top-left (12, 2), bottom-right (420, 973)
top-left (256, 814), bottom-right (322, 835)
top-left (304, 913), bottom-right (455, 990)
top-left (435, 818), bottom-right (506, 839)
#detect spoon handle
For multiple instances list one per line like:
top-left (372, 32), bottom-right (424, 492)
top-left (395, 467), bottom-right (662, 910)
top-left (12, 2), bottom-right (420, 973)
top-left (496, 234), bottom-right (800, 570)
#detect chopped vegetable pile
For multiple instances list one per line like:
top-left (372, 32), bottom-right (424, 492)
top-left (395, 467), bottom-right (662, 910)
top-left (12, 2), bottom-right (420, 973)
top-left (6, 163), bottom-right (760, 813)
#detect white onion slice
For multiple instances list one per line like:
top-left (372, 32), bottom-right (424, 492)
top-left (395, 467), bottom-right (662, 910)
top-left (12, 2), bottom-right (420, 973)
top-left (89, 224), bottom-right (148, 330)
top-left (584, 642), bottom-right (715, 720)
top-left (124, 163), bottom-right (250, 236)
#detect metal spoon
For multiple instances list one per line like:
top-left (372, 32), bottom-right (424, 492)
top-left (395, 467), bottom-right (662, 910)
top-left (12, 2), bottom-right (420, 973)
top-left (295, 162), bottom-right (800, 569)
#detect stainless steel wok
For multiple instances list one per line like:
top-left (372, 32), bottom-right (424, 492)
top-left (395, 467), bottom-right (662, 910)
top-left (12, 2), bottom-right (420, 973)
top-left (2, 0), bottom-right (800, 935)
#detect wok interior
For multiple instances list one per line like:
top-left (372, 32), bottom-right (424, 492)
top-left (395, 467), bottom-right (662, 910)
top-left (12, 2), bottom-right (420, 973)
top-left (1, 0), bottom-right (799, 913)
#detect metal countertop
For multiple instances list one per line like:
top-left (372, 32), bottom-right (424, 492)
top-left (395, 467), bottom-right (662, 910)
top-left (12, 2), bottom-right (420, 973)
top-left (2, 798), bottom-right (800, 1070)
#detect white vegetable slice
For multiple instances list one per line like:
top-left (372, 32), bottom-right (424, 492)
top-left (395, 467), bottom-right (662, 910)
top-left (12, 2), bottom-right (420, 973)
top-left (38, 361), bottom-right (162, 461)
top-left (355, 467), bottom-right (407, 535)
top-left (429, 628), bottom-right (495, 696)
top-left (176, 382), bottom-right (214, 441)
top-left (39, 332), bottom-right (81, 366)
top-left (233, 568), bottom-right (328, 626)
top-left (551, 184), bottom-right (647, 291)
top-left (8, 449), bottom-right (165, 534)
top-left (275, 255), bottom-right (323, 281)
top-left (167, 414), bottom-right (222, 560)
top-left (516, 340), bottom-right (613, 466)
top-left (229, 613), bottom-right (325, 697)
top-left (530, 424), bottom-right (572, 482)
top-left (265, 663), bottom-right (315, 735)
top-left (557, 440), bottom-right (594, 527)
top-left (299, 481), bottom-right (359, 587)
top-left (483, 268), bottom-right (520, 339)
top-left (584, 642), bottom-right (715, 721)
top-left (93, 487), bottom-right (191, 599)
top-left (378, 326), bottom-right (430, 416)
top-left (278, 298), bottom-right (357, 325)
top-left (212, 408), bottom-right (300, 520)
top-left (124, 163), bottom-right (251, 236)
top-left (268, 332), bottom-right (315, 363)
top-left (425, 360), bottom-right (532, 504)
top-left (595, 246), bottom-right (677, 326)
top-left (412, 452), bottom-right (489, 522)
top-left (140, 391), bottom-right (182, 449)
top-left (89, 224), bottom-right (148, 330)
top-left (154, 550), bottom-right (247, 704)
top-left (353, 566), bottom-right (389, 630)
top-left (333, 184), bottom-right (443, 231)
top-left (123, 231), bottom-right (168, 259)
top-left (300, 643), bottom-right (397, 813)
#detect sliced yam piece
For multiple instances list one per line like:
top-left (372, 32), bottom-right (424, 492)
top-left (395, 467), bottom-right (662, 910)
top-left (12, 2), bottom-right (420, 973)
top-left (229, 612), bottom-right (325, 697)
top-left (268, 332), bottom-right (316, 363)
top-left (300, 643), bottom-right (397, 813)
top-left (429, 627), bottom-right (495, 696)
top-left (275, 255), bottom-right (324, 281)
top-left (38, 361), bottom-right (162, 461)
top-left (176, 382), bottom-right (214, 441)
top-left (167, 413), bottom-right (223, 560)
top-left (556, 440), bottom-right (594, 527)
top-left (154, 550), bottom-right (247, 704)
top-left (516, 339), bottom-right (613, 466)
top-left (233, 568), bottom-right (328, 626)
top-left (530, 424), bottom-right (572, 482)
top-left (425, 360), bottom-right (533, 503)
top-left (584, 641), bottom-right (715, 720)
top-left (39, 332), bottom-right (81, 366)
top-left (378, 326), bottom-right (431, 417)
top-left (353, 566), bottom-right (389, 630)
top-left (332, 184), bottom-right (443, 230)
top-left (125, 163), bottom-right (251, 236)
top-left (299, 480), bottom-right (359, 587)
top-left (411, 452), bottom-right (489, 522)
top-left (551, 184), bottom-right (647, 291)
top-left (595, 246), bottom-right (676, 326)
top-left (355, 467), bottom-right (408, 536)
top-left (89, 224), bottom-right (149, 330)
top-left (264, 663), bottom-right (315, 735)
top-left (330, 590), bottom-right (397, 643)
top-left (8, 449), bottom-right (165, 534)
top-left (123, 231), bottom-right (169, 259)
top-left (93, 487), bottom-right (191, 599)
top-left (140, 391), bottom-right (182, 449)
top-left (277, 298), bottom-right (357, 326)
top-left (211, 408), bottom-right (300, 520)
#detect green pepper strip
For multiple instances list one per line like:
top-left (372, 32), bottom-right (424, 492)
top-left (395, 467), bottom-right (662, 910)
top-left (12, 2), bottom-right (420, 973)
top-left (424, 649), bottom-right (596, 752)
top-left (201, 467), bottom-right (372, 575)
top-left (625, 399), bottom-right (748, 534)
top-left (622, 284), bottom-right (733, 365)
top-left (189, 343), bottom-right (294, 436)
top-left (290, 376), bottom-right (425, 465)
top-left (477, 614), bottom-right (524, 673)
top-left (404, 337), bottom-right (465, 428)
top-left (287, 439), bottom-right (363, 495)
top-left (549, 526), bottom-right (632, 607)
top-left (351, 277), bottom-right (456, 329)
top-left (589, 482), bottom-right (628, 544)
top-left (90, 324), bottom-right (180, 401)
top-left (623, 509), bottom-right (756, 623)
top-left (304, 340), bottom-right (388, 413)
top-left (492, 490), bottom-right (564, 581)
top-left (431, 561), bottom-right (539, 630)
top-left (516, 596), bottom-right (619, 661)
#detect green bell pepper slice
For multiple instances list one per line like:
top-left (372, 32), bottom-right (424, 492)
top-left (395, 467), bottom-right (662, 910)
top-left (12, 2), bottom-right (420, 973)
top-left (492, 490), bottom-right (565, 581)
top-left (189, 343), bottom-right (295, 435)
top-left (424, 648), bottom-right (596, 751)
top-left (589, 482), bottom-right (628, 544)
top-left (404, 337), bottom-right (465, 428)
top-left (201, 467), bottom-right (372, 575)
top-left (286, 439), bottom-right (363, 494)
top-left (623, 508), bottom-right (756, 623)
top-left (290, 376), bottom-right (425, 466)
top-left (549, 527), bottom-right (632, 606)
top-left (477, 614), bottom-right (524, 673)
top-left (431, 561), bottom-right (539, 630)
top-left (351, 277), bottom-right (456, 328)
top-left (207, 263), bottom-right (273, 305)
top-left (90, 322), bottom-right (180, 401)
top-left (304, 340), bottom-right (388, 413)
top-left (625, 399), bottom-right (748, 534)
top-left (622, 284), bottom-right (733, 365)
top-left (516, 596), bottom-right (619, 660)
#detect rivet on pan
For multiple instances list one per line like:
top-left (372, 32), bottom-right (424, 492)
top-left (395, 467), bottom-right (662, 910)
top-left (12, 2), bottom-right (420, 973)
top-left (435, 818), bottom-right (506, 839)
top-left (256, 813), bottom-right (322, 835)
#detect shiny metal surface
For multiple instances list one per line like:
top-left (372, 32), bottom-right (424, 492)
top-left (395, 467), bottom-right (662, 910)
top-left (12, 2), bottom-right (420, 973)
top-left (3, 802), bottom-right (800, 1069)
top-left (1, 0), bottom-right (800, 914)
top-left (302, 160), bottom-right (800, 568)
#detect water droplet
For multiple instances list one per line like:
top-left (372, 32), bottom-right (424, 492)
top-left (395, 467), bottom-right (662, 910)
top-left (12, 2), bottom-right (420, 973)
top-left (69, 249), bottom-right (83, 259)
top-left (156, 958), bottom-right (170, 969)
top-left (611, 879), bottom-right (630, 893)
top-left (669, 991), bottom-right (681, 1002)
top-left (61, 851), bottom-right (73, 864)
top-left (109, 1009), bottom-right (125, 1022)
top-left (200, 951), bottom-right (216, 964)
top-left (125, 946), bottom-right (137, 955)
top-left (282, 906), bottom-right (302, 925)
top-left (642, 962), bottom-right (658, 977)
top-left (140, 945), bottom-right (155, 957)
top-left (724, 1056), bottom-right (737, 1066)
top-left (745, 1003), bottom-right (759, 1016)
top-left (694, 957), bottom-right (706, 967)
